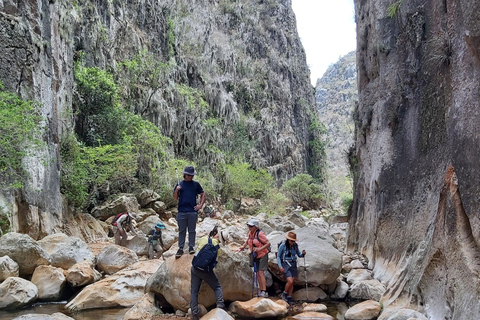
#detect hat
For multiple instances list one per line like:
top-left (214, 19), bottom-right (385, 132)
top-left (219, 230), bottom-right (227, 246)
top-left (183, 166), bottom-right (197, 175)
top-left (247, 218), bottom-right (259, 228)
top-left (155, 222), bottom-right (165, 229)
top-left (285, 231), bottom-right (298, 242)
top-left (128, 212), bottom-right (137, 220)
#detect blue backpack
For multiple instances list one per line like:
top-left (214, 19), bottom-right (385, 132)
top-left (192, 238), bottom-right (219, 272)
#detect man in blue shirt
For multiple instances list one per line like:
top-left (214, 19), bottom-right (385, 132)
top-left (173, 166), bottom-right (206, 258)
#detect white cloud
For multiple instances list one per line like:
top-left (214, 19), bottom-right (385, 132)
top-left (292, 0), bottom-right (356, 85)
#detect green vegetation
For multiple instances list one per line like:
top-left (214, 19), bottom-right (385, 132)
top-left (177, 84), bottom-right (209, 110)
top-left (387, 0), bottom-right (402, 18)
top-left (0, 81), bottom-right (44, 189)
top-left (258, 191), bottom-right (290, 216)
top-left (220, 162), bottom-right (274, 201)
top-left (281, 174), bottom-right (324, 210)
top-left (307, 112), bottom-right (328, 181)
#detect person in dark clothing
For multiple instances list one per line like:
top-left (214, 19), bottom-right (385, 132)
top-left (190, 227), bottom-right (225, 320)
top-left (173, 166), bottom-right (206, 258)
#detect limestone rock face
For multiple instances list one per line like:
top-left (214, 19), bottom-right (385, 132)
top-left (0, 277), bottom-right (38, 309)
top-left (350, 0), bottom-right (480, 318)
top-left (0, 233), bottom-right (50, 276)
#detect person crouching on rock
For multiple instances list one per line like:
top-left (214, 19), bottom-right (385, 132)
top-left (237, 218), bottom-right (271, 298)
top-left (277, 231), bottom-right (306, 305)
top-left (112, 212), bottom-right (138, 247)
top-left (147, 222), bottom-right (167, 256)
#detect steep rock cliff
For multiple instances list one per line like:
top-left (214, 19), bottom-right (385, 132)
top-left (350, 0), bottom-right (480, 318)
top-left (0, 0), bottom-right (318, 237)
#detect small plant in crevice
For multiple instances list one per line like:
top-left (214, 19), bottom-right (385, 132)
top-left (425, 30), bottom-right (453, 71)
top-left (387, 0), bottom-right (403, 18)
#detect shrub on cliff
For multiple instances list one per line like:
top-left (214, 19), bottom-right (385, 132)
top-left (281, 174), bottom-right (324, 210)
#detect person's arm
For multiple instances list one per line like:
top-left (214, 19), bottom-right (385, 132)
top-left (173, 183), bottom-right (181, 200)
top-left (295, 245), bottom-right (304, 257)
top-left (158, 231), bottom-right (165, 248)
top-left (147, 229), bottom-right (154, 237)
top-left (238, 237), bottom-right (249, 252)
top-left (277, 244), bottom-right (285, 267)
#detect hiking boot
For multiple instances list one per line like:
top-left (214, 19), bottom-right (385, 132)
top-left (281, 291), bottom-right (288, 302)
top-left (258, 291), bottom-right (267, 298)
top-left (189, 247), bottom-right (195, 254)
top-left (286, 295), bottom-right (293, 305)
top-left (192, 313), bottom-right (199, 320)
top-left (175, 249), bottom-right (184, 259)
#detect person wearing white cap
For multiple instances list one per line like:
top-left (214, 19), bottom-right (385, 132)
top-left (173, 165), bottom-right (206, 258)
top-left (238, 218), bottom-right (271, 297)
top-left (112, 212), bottom-right (138, 247)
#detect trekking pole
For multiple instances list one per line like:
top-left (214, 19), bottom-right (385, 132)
top-left (303, 256), bottom-right (309, 301)
top-left (253, 252), bottom-right (259, 298)
top-left (175, 168), bottom-right (180, 186)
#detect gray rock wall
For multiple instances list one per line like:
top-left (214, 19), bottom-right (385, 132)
top-left (350, 0), bottom-right (480, 318)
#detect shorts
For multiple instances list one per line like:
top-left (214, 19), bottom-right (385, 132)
top-left (282, 260), bottom-right (298, 278)
top-left (250, 253), bottom-right (268, 271)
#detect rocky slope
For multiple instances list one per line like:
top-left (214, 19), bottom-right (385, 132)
top-left (315, 51), bottom-right (357, 208)
top-left (0, 0), bottom-right (320, 237)
top-left (350, 0), bottom-right (480, 318)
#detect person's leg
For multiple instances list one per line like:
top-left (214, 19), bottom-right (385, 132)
top-left (257, 255), bottom-right (268, 292)
top-left (119, 229), bottom-right (128, 246)
top-left (187, 211), bottom-right (198, 252)
top-left (114, 227), bottom-right (121, 245)
top-left (190, 267), bottom-right (203, 318)
top-left (285, 276), bottom-right (295, 296)
top-left (202, 271), bottom-right (225, 309)
top-left (176, 212), bottom-right (187, 252)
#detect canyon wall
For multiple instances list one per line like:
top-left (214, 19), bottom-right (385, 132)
top-left (350, 0), bottom-right (480, 318)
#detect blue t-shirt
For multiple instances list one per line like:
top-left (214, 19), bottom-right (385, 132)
top-left (175, 180), bottom-right (204, 212)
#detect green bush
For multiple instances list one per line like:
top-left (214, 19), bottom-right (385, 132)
top-left (281, 174), bottom-right (324, 210)
top-left (0, 81), bottom-right (44, 189)
top-left (220, 162), bottom-right (274, 201)
top-left (258, 191), bottom-right (290, 217)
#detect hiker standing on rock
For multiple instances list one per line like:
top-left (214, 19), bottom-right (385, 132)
top-left (112, 212), bottom-right (138, 247)
top-left (238, 218), bottom-right (271, 298)
top-left (173, 166), bottom-right (206, 258)
top-left (190, 226), bottom-right (226, 320)
top-left (277, 231), bottom-right (306, 305)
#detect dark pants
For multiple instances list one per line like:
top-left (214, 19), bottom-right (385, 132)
top-left (190, 266), bottom-right (224, 317)
top-left (177, 211), bottom-right (197, 249)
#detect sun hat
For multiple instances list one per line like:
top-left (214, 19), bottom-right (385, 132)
top-left (246, 218), bottom-right (259, 228)
top-left (219, 230), bottom-right (227, 245)
top-left (155, 222), bottom-right (165, 229)
top-left (285, 231), bottom-right (298, 242)
top-left (128, 212), bottom-right (137, 220)
top-left (183, 166), bottom-right (197, 175)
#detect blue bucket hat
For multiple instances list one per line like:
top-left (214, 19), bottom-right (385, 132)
top-left (183, 166), bottom-right (197, 175)
top-left (156, 222), bottom-right (165, 229)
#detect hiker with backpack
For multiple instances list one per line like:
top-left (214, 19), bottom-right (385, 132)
top-left (173, 166), bottom-right (206, 258)
top-left (190, 226), bottom-right (226, 320)
top-left (146, 222), bottom-right (167, 258)
top-left (277, 231), bottom-right (306, 305)
top-left (237, 218), bottom-right (271, 298)
top-left (112, 212), bottom-right (138, 247)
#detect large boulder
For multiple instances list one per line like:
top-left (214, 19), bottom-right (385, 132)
top-left (65, 260), bottom-right (161, 311)
top-left (31, 265), bottom-right (66, 301)
top-left (268, 226), bottom-right (342, 286)
top-left (38, 233), bottom-right (95, 269)
top-left (0, 233), bottom-right (50, 276)
top-left (146, 246), bottom-right (261, 312)
top-left (0, 277), bottom-right (38, 309)
top-left (228, 297), bottom-right (289, 318)
top-left (11, 313), bottom-right (75, 320)
top-left (91, 195), bottom-right (140, 221)
top-left (344, 300), bottom-right (381, 320)
top-left (122, 293), bottom-right (164, 320)
top-left (96, 245), bottom-right (139, 274)
top-left (0, 255), bottom-right (19, 281)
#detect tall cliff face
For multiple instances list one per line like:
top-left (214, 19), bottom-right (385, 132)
top-left (350, 0), bottom-right (480, 318)
top-left (0, 0), bottom-right (318, 237)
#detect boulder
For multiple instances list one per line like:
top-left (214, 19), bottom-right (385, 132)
top-left (349, 279), bottom-right (386, 301)
top-left (11, 313), bottom-right (75, 320)
top-left (91, 195), bottom-right (140, 221)
top-left (122, 292), bottom-right (163, 320)
top-left (200, 308), bottom-right (234, 320)
top-left (31, 265), bottom-right (66, 301)
top-left (301, 303), bottom-right (328, 312)
top-left (286, 211), bottom-right (309, 228)
top-left (0, 277), bottom-right (38, 309)
top-left (345, 300), bottom-right (381, 320)
top-left (38, 233), bottom-right (95, 269)
top-left (138, 189), bottom-right (161, 208)
top-left (332, 279), bottom-right (349, 299)
top-left (0, 255), bottom-right (19, 281)
top-left (0, 233), bottom-right (50, 276)
top-left (97, 245), bottom-right (139, 274)
top-left (292, 286), bottom-right (327, 302)
top-left (265, 216), bottom-right (298, 232)
top-left (268, 226), bottom-right (343, 286)
top-left (378, 307), bottom-right (428, 320)
top-left (65, 260), bottom-right (102, 287)
top-left (228, 297), bottom-right (288, 318)
top-left (346, 269), bottom-right (372, 284)
top-left (293, 312), bottom-right (333, 320)
top-left (68, 213), bottom-right (108, 243)
top-left (65, 259), bottom-right (161, 311)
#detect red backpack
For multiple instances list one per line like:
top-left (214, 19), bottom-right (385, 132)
top-left (111, 213), bottom-right (128, 226)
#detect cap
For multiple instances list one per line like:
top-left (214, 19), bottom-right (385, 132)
top-left (246, 218), bottom-right (259, 228)
top-left (183, 166), bottom-right (197, 175)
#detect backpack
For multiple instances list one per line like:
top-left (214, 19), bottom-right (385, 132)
top-left (276, 240), bottom-right (296, 261)
top-left (192, 237), bottom-right (219, 272)
top-left (253, 230), bottom-right (272, 253)
top-left (111, 213), bottom-right (129, 226)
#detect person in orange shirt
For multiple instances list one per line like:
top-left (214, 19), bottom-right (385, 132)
top-left (238, 218), bottom-right (271, 297)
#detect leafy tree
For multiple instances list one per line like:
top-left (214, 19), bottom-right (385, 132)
top-left (221, 162), bottom-right (274, 201)
top-left (0, 81), bottom-right (44, 189)
top-left (281, 174), bottom-right (324, 210)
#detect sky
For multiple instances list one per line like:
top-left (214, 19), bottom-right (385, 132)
top-left (291, 0), bottom-right (357, 86)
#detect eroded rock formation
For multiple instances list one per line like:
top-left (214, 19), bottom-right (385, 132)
top-left (350, 0), bottom-right (480, 318)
